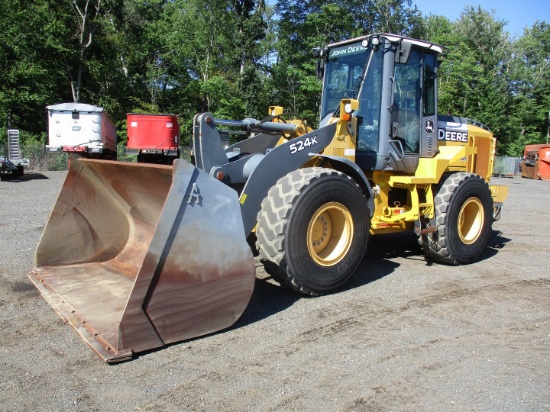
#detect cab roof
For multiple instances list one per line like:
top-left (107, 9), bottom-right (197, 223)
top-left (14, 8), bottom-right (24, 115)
top-left (327, 33), bottom-right (444, 55)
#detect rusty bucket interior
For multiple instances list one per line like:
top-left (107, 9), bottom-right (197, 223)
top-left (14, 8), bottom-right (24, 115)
top-left (29, 156), bottom-right (255, 362)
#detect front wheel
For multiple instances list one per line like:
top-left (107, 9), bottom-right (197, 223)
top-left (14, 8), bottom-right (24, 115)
top-left (256, 168), bottom-right (370, 296)
top-left (422, 172), bottom-right (493, 265)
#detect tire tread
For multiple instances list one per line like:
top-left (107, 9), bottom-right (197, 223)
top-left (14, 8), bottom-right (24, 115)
top-left (422, 172), bottom-right (492, 265)
top-left (256, 168), bottom-right (363, 295)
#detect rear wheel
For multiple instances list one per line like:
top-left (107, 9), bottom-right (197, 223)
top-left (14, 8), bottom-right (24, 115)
top-left (422, 172), bottom-right (493, 265)
top-left (256, 168), bottom-right (370, 295)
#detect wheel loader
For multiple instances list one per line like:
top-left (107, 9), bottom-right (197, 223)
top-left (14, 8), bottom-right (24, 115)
top-left (29, 33), bottom-right (508, 362)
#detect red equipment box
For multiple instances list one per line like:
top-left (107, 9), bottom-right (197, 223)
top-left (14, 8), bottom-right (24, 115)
top-left (127, 114), bottom-right (179, 153)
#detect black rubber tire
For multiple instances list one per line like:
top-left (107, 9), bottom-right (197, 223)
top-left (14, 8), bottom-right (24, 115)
top-left (256, 167), bottom-right (370, 296)
top-left (421, 172), bottom-right (493, 265)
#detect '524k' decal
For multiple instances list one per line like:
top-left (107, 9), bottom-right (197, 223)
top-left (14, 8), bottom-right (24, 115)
top-left (289, 136), bottom-right (318, 154)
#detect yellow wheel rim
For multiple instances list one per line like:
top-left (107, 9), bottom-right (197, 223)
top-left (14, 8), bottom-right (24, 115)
top-left (458, 197), bottom-right (484, 244)
top-left (307, 202), bottom-right (354, 266)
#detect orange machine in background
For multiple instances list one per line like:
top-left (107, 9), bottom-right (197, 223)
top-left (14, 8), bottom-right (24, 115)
top-left (521, 144), bottom-right (550, 180)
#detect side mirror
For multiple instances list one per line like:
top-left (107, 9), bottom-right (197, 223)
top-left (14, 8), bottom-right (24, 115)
top-left (394, 41), bottom-right (411, 64)
top-left (316, 58), bottom-right (325, 79)
top-left (313, 47), bottom-right (327, 79)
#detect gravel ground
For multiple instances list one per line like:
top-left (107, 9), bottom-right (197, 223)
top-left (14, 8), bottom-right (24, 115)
top-left (0, 170), bottom-right (549, 411)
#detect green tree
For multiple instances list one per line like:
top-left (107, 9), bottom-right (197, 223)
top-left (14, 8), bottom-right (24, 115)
top-left (0, 0), bottom-right (140, 144)
top-left (0, 0), bottom-right (73, 139)
top-left (454, 7), bottom-right (511, 145)
top-left (273, 2), bottom-right (352, 122)
top-left (158, 0), bottom-right (269, 127)
top-left (70, 0), bottom-right (119, 102)
top-left (273, 0), bottom-right (427, 126)
top-left (348, 0), bottom-right (426, 38)
top-left (506, 22), bottom-right (550, 154)
top-left (425, 7), bottom-right (514, 154)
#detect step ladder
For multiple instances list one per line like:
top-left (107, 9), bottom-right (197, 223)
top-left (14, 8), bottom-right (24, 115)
top-left (7, 129), bottom-right (21, 162)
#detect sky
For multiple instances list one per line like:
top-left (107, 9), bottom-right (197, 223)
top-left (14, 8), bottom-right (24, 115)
top-left (412, 0), bottom-right (549, 37)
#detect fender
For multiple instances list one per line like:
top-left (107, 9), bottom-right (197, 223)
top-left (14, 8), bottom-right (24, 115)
top-left (238, 122), bottom-right (338, 234)
top-left (313, 153), bottom-right (375, 218)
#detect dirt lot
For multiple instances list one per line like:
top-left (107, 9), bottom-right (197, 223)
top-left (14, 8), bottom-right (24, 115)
top-left (0, 171), bottom-right (548, 411)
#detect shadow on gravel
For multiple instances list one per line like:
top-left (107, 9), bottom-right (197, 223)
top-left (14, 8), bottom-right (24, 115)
top-left (236, 233), bottom-right (421, 329)
top-left (133, 278), bottom-right (305, 361)
top-left (345, 232), bottom-right (421, 291)
top-left (237, 230), bottom-right (512, 330)
top-left (0, 172), bottom-right (49, 182)
top-left (365, 232), bottom-right (423, 261)
top-left (135, 231), bottom-right (512, 362)
top-left (235, 277), bottom-right (302, 328)
top-left (479, 230), bottom-right (511, 262)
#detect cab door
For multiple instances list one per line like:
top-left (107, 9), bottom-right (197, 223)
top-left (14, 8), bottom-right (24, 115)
top-left (390, 47), bottom-right (439, 171)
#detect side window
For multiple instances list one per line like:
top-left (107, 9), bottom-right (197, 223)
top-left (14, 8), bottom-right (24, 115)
top-left (325, 62), bottom-right (350, 113)
top-left (356, 48), bottom-right (384, 152)
top-left (393, 49), bottom-right (421, 153)
top-left (423, 53), bottom-right (436, 117)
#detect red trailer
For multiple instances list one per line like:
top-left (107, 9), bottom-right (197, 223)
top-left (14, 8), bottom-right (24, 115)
top-left (126, 114), bottom-right (180, 164)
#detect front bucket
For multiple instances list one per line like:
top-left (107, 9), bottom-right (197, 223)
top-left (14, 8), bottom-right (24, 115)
top-left (29, 156), bottom-right (255, 362)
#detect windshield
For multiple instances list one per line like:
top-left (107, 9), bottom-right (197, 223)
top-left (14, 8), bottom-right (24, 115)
top-left (321, 40), bottom-right (384, 152)
top-left (320, 42), bottom-right (369, 120)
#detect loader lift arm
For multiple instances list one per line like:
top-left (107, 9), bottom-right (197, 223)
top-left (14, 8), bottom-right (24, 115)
top-left (192, 112), bottom-right (340, 234)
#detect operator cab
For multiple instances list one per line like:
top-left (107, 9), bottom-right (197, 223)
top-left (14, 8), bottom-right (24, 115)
top-left (318, 34), bottom-right (442, 173)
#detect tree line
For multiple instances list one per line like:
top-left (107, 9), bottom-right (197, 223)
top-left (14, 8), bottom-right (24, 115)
top-left (1, 0), bottom-right (548, 156)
